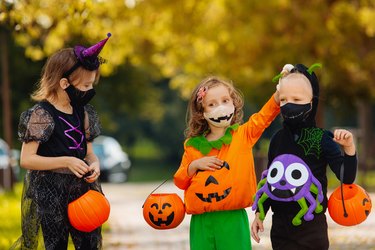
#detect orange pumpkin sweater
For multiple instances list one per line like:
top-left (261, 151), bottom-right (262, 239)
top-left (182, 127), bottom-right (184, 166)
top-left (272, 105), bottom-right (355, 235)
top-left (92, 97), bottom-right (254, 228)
top-left (174, 95), bottom-right (280, 214)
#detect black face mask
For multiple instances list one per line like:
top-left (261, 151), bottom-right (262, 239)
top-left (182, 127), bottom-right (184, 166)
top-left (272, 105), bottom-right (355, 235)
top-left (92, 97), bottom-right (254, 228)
top-left (281, 103), bottom-right (312, 126)
top-left (65, 84), bottom-right (96, 106)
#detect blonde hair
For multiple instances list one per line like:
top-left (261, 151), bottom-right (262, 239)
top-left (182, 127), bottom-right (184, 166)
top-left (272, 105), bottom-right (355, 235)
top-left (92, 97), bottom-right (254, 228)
top-left (280, 71), bottom-right (310, 84)
top-left (279, 72), bottom-right (313, 98)
top-left (31, 48), bottom-right (100, 102)
top-left (185, 76), bottom-right (244, 138)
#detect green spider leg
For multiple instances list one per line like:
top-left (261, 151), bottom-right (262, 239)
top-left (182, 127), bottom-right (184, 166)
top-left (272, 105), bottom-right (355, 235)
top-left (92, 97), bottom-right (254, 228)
top-left (293, 198), bottom-right (309, 226)
top-left (252, 178), bottom-right (267, 201)
top-left (293, 184), bottom-right (324, 226)
top-left (257, 192), bottom-right (269, 221)
top-left (257, 178), bottom-right (267, 190)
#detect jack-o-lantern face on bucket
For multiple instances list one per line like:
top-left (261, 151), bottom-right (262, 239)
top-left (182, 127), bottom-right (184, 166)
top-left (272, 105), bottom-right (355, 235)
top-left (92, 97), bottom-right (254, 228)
top-left (143, 193), bottom-right (185, 230)
top-left (149, 202), bottom-right (174, 227)
top-left (195, 161), bottom-right (232, 203)
top-left (328, 184), bottom-right (372, 226)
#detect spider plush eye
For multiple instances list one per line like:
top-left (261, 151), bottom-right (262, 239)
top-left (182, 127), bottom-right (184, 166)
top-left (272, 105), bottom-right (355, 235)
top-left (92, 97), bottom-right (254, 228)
top-left (285, 163), bottom-right (308, 187)
top-left (267, 161), bottom-right (284, 184)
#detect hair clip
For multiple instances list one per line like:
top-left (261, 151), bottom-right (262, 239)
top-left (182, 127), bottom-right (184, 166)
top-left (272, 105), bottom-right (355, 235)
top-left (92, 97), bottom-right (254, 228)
top-left (196, 86), bottom-right (207, 103)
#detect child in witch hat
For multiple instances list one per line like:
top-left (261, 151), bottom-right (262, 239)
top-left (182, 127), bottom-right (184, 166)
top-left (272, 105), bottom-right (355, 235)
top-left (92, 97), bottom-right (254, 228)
top-left (11, 34), bottom-right (111, 250)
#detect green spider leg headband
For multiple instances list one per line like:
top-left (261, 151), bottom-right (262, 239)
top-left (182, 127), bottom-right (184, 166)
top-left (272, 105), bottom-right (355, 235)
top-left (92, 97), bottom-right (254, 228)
top-left (272, 63), bottom-right (322, 83)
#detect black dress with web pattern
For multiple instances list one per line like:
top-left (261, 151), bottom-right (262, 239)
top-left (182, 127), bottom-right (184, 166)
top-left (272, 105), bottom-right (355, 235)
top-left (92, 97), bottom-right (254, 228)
top-left (11, 102), bottom-right (103, 250)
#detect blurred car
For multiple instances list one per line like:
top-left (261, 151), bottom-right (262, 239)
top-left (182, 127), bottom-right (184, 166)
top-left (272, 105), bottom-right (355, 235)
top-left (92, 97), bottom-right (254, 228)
top-left (92, 135), bottom-right (131, 183)
top-left (10, 149), bottom-right (21, 180)
top-left (0, 138), bottom-right (10, 170)
top-left (0, 138), bottom-right (17, 188)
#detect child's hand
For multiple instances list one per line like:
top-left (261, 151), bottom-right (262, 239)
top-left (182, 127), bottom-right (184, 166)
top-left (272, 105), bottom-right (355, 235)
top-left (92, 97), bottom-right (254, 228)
top-left (84, 161), bottom-right (101, 183)
top-left (251, 212), bottom-right (264, 243)
top-left (188, 156), bottom-right (223, 176)
top-left (333, 129), bottom-right (356, 156)
top-left (66, 157), bottom-right (90, 178)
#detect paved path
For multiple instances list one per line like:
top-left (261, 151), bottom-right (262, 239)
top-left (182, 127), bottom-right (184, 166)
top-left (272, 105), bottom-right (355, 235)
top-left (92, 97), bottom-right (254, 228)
top-left (102, 182), bottom-right (375, 250)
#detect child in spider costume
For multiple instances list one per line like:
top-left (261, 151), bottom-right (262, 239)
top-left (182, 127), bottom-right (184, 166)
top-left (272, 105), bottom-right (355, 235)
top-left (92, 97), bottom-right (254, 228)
top-left (174, 76), bottom-right (280, 250)
top-left (11, 34), bottom-right (111, 250)
top-left (251, 63), bottom-right (357, 250)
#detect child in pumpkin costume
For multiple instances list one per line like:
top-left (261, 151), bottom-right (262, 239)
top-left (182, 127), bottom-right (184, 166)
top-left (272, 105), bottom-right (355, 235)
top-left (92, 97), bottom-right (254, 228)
top-left (250, 64), bottom-right (357, 250)
top-left (174, 76), bottom-right (280, 250)
top-left (11, 34), bottom-right (111, 250)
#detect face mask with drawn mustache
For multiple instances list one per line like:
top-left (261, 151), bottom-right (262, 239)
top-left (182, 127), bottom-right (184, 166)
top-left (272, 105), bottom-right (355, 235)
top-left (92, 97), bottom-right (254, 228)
top-left (281, 102), bottom-right (312, 127)
top-left (204, 105), bottom-right (235, 128)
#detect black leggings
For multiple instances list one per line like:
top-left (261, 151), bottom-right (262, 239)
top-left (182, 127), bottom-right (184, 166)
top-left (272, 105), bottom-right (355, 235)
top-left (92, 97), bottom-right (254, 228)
top-left (271, 212), bottom-right (329, 250)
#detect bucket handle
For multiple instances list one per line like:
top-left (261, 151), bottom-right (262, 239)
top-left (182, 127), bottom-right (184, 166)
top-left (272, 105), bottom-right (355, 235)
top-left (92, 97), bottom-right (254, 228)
top-left (339, 164), bottom-right (348, 217)
top-left (142, 178), bottom-right (170, 208)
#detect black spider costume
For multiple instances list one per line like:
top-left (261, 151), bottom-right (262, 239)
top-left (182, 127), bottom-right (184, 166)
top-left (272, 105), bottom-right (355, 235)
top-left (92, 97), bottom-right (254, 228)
top-left (11, 102), bottom-right (103, 250)
top-left (255, 64), bottom-right (357, 250)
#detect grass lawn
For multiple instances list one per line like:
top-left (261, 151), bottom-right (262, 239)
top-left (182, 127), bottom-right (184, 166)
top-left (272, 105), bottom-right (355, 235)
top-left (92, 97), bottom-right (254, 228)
top-left (0, 183), bottom-right (22, 249)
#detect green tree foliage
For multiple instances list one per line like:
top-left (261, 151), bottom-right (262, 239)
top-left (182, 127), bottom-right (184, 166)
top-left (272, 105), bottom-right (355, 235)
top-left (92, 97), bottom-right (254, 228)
top-left (2, 0), bottom-right (375, 101)
top-left (1, 0), bottom-right (375, 167)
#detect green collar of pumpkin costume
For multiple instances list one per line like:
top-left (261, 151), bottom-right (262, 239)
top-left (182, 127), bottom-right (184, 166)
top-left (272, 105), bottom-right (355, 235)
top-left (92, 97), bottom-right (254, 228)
top-left (186, 124), bottom-right (239, 155)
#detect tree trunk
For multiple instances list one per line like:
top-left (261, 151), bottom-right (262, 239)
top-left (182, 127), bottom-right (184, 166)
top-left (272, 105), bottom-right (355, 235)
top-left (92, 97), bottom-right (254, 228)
top-left (357, 100), bottom-right (373, 189)
top-left (0, 26), bottom-right (14, 190)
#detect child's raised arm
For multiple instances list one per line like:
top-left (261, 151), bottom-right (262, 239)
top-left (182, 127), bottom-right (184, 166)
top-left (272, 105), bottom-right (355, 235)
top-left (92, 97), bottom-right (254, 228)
top-left (242, 92), bottom-right (280, 146)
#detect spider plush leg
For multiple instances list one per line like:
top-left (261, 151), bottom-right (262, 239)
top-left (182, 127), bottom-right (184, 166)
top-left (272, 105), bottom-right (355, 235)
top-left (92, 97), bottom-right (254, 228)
top-left (252, 178), bottom-right (267, 210)
top-left (260, 170), bottom-right (268, 180)
top-left (293, 198), bottom-right (308, 226)
top-left (311, 176), bottom-right (324, 202)
top-left (310, 184), bottom-right (323, 213)
top-left (304, 193), bottom-right (318, 221)
top-left (256, 178), bottom-right (267, 190)
top-left (257, 193), bottom-right (269, 221)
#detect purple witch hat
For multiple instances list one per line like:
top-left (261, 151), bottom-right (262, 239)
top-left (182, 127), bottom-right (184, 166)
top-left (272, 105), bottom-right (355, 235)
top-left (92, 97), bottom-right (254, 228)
top-left (63, 33), bottom-right (111, 78)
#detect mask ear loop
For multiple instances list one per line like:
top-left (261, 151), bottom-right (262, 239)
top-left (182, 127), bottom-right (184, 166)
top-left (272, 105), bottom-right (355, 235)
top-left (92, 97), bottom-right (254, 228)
top-left (301, 101), bottom-right (313, 122)
top-left (62, 78), bottom-right (72, 90)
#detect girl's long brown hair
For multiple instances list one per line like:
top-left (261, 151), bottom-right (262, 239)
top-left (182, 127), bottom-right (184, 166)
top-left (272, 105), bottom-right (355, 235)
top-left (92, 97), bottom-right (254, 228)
top-left (185, 76), bottom-right (244, 138)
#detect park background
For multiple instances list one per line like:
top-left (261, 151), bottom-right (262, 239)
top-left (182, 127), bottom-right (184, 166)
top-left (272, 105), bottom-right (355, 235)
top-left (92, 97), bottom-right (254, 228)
top-left (1, 0), bottom-right (375, 249)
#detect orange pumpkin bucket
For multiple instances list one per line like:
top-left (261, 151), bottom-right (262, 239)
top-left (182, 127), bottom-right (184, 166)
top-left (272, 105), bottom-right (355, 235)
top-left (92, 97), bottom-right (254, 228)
top-left (328, 184), bottom-right (372, 226)
top-left (68, 190), bottom-right (111, 232)
top-left (143, 193), bottom-right (185, 230)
